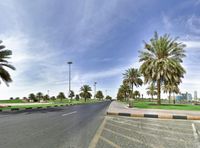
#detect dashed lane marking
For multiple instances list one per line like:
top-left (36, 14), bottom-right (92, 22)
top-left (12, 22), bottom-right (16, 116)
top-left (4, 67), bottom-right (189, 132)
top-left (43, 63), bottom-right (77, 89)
top-left (62, 111), bottom-right (77, 116)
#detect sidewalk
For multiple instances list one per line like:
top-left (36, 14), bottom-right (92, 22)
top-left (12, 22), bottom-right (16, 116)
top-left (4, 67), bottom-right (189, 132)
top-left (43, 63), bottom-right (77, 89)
top-left (107, 101), bottom-right (200, 120)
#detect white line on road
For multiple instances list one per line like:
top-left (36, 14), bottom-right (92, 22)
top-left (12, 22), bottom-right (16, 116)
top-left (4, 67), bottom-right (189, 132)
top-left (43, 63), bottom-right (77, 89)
top-left (192, 123), bottom-right (200, 148)
top-left (62, 111), bottom-right (77, 116)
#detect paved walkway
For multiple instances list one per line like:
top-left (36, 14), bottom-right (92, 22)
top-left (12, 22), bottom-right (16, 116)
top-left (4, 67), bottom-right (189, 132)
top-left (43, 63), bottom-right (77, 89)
top-left (107, 101), bottom-right (200, 120)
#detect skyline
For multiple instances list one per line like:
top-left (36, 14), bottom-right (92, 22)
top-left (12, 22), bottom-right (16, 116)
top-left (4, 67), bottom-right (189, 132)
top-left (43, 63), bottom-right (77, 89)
top-left (0, 0), bottom-right (200, 99)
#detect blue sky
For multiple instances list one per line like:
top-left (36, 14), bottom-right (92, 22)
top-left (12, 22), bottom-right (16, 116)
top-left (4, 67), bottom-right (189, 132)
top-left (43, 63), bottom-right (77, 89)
top-left (0, 0), bottom-right (200, 99)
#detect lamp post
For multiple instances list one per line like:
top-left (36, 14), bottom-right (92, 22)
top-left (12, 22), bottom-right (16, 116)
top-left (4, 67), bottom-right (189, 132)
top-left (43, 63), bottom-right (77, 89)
top-left (47, 90), bottom-right (49, 96)
top-left (94, 82), bottom-right (97, 99)
top-left (67, 61), bottom-right (72, 101)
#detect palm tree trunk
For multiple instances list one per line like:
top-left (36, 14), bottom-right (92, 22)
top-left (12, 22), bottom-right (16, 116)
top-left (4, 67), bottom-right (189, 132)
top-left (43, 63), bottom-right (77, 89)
top-left (157, 80), bottom-right (161, 105)
top-left (168, 92), bottom-right (171, 104)
top-left (131, 83), bottom-right (134, 99)
top-left (173, 93), bottom-right (175, 104)
top-left (84, 97), bottom-right (86, 102)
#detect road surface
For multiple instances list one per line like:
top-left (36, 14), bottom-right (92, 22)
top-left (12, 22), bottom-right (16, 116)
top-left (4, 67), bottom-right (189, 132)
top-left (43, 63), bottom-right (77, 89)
top-left (92, 116), bottom-right (200, 148)
top-left (0, 101), bottom-right (111, 148)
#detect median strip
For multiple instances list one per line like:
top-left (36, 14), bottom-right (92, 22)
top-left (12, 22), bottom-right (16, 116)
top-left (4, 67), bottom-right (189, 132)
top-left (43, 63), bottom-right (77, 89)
top-left (107, 112), bottom-right (200, 120)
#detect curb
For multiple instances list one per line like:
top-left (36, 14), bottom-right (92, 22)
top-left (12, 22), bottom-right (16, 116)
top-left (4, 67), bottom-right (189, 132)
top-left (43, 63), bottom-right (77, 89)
top-left (107, 112), bottom-right (200, 120)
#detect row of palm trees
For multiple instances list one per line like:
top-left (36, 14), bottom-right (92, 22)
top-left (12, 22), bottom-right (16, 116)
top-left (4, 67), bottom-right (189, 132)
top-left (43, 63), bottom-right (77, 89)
top-left (13, 85), bottom-right (109, 102)
top-left (117, 32), bottom-right (186, 105)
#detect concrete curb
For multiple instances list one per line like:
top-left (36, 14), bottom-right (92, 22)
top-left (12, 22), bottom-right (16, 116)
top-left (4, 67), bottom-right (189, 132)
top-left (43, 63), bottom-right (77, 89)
top-left (107, 112), bottom-right (200, 120)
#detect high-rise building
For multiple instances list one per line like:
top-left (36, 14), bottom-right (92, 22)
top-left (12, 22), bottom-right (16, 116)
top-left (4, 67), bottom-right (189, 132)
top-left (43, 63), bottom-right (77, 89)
top-left (194, 91), bottom-right (198, 101)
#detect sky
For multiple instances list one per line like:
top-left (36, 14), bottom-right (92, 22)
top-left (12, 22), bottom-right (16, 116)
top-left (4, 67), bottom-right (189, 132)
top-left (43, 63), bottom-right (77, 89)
top-left (0, 0), bottom-right (200, 99)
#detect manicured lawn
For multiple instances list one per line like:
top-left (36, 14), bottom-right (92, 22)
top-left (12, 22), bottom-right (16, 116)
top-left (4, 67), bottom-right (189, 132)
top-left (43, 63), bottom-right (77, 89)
top-left (132, 101), bottom-right (200, 111)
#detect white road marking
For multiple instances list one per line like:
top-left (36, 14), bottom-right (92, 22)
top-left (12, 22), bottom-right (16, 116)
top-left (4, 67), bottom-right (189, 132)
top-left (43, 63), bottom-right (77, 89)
top-left (192, 123), bottom-right (198, 139)
top-left (62, 111), bottom-right (77, 116)
top-left (192, 123), bottom-right (200, 148)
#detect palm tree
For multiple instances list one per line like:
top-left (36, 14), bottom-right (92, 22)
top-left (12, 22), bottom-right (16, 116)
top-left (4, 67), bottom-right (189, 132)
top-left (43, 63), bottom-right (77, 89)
top-left (133, 90), bottom-right (140, 99)
top-left (29, 93), bottom-right (37, 102)
top-left (163, 83), bottom-right (180, 104)
top-left (146, 83), bottom-right (157, 101)
top-left (117, 83), bottom-right (132, 102)
top-left (123, 68), bottom-right (143, 99)
top-left (139, 32), bottom-right (186, 105)
top-left (80, 85), bottom-right (92, 102)
top-left (57, 92), bottom-right (66, 102)
top-left (36, 92), bottom-right (43, 101)
top-left (0, 40), bottom-right (15, 86)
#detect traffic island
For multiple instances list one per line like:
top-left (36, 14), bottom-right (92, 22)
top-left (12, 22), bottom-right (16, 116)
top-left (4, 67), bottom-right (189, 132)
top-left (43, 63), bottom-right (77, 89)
top-left (107, 101), bottom-right (200, 120)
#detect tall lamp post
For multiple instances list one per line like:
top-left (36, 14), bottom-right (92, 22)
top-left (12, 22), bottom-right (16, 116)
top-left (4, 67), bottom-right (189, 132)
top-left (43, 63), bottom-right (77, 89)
top-left (67, 61), bottom-right (73, 101)
top-left (94, 82), bottom-right (97, 99)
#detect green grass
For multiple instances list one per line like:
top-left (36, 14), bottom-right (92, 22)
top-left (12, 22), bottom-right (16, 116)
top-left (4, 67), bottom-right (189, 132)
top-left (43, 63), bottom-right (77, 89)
top-left (0, 99), bottom-right (103, 111)
top-left (0, 99), bottom-right (25, 103)
top-left (131, 101), bottom-right (200, 111)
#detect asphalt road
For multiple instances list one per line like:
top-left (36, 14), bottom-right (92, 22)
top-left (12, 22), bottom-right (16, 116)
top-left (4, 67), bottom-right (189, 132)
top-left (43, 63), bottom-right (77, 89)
top-left (0, 101), bottom-right (111, 148)
top-left (93, 116), bottom-right (200, 148)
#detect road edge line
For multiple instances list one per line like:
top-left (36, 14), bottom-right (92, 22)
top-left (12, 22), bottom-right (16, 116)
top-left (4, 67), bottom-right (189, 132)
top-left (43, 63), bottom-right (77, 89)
top-left (88, 117), bottom-right (107, 148)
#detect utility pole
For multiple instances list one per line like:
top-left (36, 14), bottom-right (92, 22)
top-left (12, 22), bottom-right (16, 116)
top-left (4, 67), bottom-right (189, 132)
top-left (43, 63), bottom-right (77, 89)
top-left (94, 82), bottom-right (97, 99)
top-left (67, 61), bottom-right (72, 101)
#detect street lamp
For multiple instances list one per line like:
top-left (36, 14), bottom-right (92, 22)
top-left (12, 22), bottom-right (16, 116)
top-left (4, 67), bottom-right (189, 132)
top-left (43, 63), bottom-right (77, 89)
top-left (67, 61), bottom-right (73, 100)
top-left (94, 82), bottom-right (97, 99)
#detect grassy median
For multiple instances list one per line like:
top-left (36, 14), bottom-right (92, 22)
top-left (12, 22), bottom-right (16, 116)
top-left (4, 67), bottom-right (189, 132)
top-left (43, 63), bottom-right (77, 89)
top-left (0, 99), bottom-right (103, 111)
top-left (132, 101), bottom-right (200, 111)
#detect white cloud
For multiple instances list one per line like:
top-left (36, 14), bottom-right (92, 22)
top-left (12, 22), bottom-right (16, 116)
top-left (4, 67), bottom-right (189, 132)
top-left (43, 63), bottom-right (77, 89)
top-left (187, 15), bottom-right (200, 34)
top-left (183, 40), bottom-right (200, 49)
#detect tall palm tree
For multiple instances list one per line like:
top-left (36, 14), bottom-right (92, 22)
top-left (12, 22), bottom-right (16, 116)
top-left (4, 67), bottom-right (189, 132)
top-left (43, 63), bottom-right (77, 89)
top-left (146, 83), bottom-right (157, 101)
top-left (80, 85), bottom-right (92, 102)
top-left (123, 68), bottom-right (143, 99)
top-left (139, 32), bottom-right (186, 105)
top-left (0, 40), bottom-right (15, 86)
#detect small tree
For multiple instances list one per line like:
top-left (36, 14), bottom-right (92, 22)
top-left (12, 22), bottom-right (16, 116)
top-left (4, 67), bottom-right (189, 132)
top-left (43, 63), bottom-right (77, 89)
top-left (105, 95), bottom-right (112, 100)
top-left (80, 85), bottom-right (92, 102)
top-left (75, 94), bottom-right (80, 101)
top-left (15, 97), bottom-right (20, 100)
top-left (44, 94), bottom-right (49, 101)
top-left (68, 90), bottom-right (75, 100)
top-left (133, 91), bottom-right (140, 99)
top-left (50, 96), bottom-right (56, 101)
top-left (95, 91), bottom-right (104, 100)
top-left (57, 92), bottom-right (66, 102)
top-left (36, 92), bottom-right (43, 101)
top-left (29, 93), bottom-right (37, 102)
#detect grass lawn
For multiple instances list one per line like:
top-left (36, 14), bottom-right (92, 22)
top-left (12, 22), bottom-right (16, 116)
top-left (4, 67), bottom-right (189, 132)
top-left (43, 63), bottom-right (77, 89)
top-left (0, 99), bottom-right (25, 103)
top-left (132, 101), bottom-right (200, 111)
top-left (0, 99), bottom-right (103, 111)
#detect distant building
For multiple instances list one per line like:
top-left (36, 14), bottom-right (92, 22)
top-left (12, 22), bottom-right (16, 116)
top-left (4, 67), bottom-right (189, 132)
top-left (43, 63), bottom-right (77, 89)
top-left (176, 92), bottom-right (192, 101)
top-left (187, 93), bottom-right (192, 100)
top-left (194, 91), bottom-right (198, 101)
